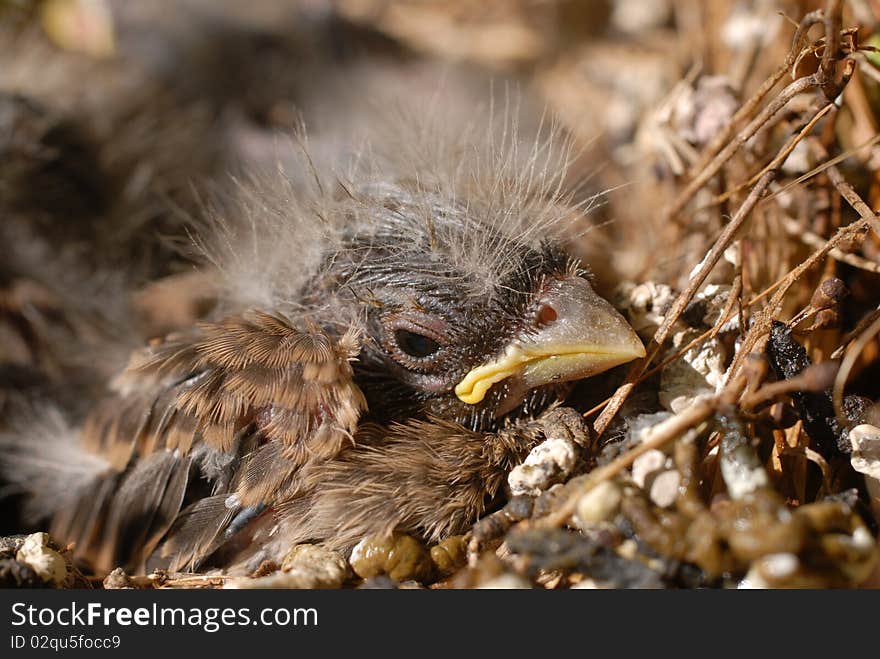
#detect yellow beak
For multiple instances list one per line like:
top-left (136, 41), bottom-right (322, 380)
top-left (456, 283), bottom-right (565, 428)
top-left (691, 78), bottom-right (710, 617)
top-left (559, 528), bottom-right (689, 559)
top-left (454, 277), bottom-right (645, 405)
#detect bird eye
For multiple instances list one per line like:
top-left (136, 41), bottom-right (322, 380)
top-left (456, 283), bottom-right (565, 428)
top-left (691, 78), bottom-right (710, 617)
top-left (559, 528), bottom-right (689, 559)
top-left (537, 303), bottom-right (558, 326)
top-left (382, 314), bottom-right (448, 371)
top-left (394, 329), bottom-right (440, 358)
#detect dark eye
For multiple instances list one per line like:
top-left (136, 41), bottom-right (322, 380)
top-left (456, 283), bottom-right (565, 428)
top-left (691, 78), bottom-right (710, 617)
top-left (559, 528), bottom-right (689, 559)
top-left (382, 313), bottom-right (448, 372)
top-left (394, 330), bottom-right (440, 358)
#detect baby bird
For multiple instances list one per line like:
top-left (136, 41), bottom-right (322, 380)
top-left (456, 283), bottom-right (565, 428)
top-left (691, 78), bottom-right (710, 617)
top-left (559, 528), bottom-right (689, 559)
top-left (1, 108), bottom-right (645, 575)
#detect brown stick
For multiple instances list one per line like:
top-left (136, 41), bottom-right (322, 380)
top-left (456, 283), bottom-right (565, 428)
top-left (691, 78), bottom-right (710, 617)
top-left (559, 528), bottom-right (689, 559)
top-left (821, 154), bottom-right (880, 239)
top-left (820, 0), bottom-right (844, 100)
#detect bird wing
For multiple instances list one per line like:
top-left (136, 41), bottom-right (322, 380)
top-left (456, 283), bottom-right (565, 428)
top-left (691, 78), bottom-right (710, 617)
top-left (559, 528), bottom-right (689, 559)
top-left (67, 310), bottom-right (366, 572)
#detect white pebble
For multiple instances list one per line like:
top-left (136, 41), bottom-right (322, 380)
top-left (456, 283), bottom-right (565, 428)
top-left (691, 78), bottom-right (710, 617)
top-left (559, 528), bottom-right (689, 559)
top-left (649, 470), bottom-right (681, 508)
top-left (850, 425), bottom-right (880, 480)
top-left (508, 437), bottom-right (578, 496)
top-left (16, 533), bottom-right (68, 587)
top-left (281, 544), bottom-right (348, 589)
top-left (573, 481), bottom-right (622, 527)
top-left (852, 525), bottom-right (874, 550)
top-left (632, 449), bottom-right (668, 489)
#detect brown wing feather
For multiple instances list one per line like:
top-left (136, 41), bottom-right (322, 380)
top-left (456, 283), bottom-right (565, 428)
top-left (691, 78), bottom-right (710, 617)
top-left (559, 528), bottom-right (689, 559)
top-left (67, 310), bottom-right (366, 571)
top-left (84, 311), bottom-right (365, 467)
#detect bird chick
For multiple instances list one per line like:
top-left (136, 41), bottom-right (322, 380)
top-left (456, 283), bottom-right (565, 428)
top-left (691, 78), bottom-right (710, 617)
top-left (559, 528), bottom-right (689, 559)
top-left (1, 108), bottom-right (645, 576)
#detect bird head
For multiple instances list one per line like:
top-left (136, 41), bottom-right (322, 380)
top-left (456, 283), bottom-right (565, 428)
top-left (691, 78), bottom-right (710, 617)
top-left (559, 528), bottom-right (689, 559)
top-left (205, 110), bottom-right (646, 432)
top-left (315, 186), bottom-right (646, 431)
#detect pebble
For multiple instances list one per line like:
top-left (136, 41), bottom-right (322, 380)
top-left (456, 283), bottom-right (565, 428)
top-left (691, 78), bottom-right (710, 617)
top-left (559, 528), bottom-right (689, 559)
top-left (850, 424), bottom-right (880, 523)
top-left (850, 424), bottom-right (880, 480)
top-left (648, 470), bottom-right (681, 508)
top-left (508, 437), bottom-right (578, 497)
top-left (632, 449), bottom-right (669, 489)
top-left (280, 544), bottom-right (349, 589)
top-left (15, 533), bottom-right (68, 587)
top-left (573, 481), bottom-right (622, 529)
top-left (103, 567), bottom-right (136, 590)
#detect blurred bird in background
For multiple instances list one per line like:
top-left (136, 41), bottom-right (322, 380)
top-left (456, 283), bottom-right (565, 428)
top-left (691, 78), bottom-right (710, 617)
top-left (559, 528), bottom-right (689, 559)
top-left (0, 0), bottom-right (644, 576)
